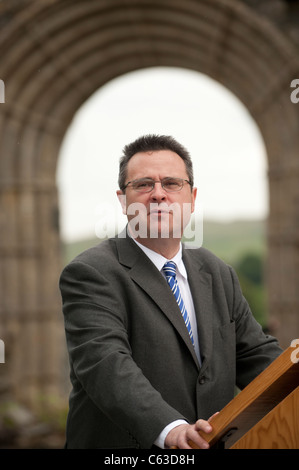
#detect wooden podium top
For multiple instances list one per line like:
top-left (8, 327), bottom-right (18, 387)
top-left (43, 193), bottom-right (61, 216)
top-left (190, 344), bottom-right (299, 449)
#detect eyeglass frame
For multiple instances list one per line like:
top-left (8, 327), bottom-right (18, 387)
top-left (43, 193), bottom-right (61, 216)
top-left (123, 177), bottom-right (192, 193)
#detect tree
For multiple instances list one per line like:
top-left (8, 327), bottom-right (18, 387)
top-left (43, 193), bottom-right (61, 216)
top-left (236, 252), bottom-right (266, 328)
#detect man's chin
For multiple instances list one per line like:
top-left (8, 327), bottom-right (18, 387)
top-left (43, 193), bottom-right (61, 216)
top-left (148, 223), bottom-right (184, 241)
top-left (127, 216), bottom-right (183, 240)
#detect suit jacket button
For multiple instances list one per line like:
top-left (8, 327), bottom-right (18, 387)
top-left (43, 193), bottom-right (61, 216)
top-left (199, 377), bottom-right (205, 384)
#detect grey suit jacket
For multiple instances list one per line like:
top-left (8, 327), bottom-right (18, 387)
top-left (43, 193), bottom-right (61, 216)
top-left (59, 231), bottom-right (282, 449)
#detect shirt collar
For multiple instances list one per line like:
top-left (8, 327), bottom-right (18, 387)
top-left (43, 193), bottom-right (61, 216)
top-left (131, 238), bottom-right (187, 280)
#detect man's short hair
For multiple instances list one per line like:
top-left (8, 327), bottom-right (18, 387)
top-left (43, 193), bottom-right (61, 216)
top-left (118, 134), bottom-right (194, 191)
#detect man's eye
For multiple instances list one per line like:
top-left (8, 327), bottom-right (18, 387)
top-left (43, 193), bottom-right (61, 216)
top-left (134, 180), bottom-right (152, 189)
top-left (164, 180), bottom-right (180, 189)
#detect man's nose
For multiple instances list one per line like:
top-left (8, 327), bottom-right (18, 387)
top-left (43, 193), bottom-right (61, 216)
top-left (149, 182), bottom-right (167, 201)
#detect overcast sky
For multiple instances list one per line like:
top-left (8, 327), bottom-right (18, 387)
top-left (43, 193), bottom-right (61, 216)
top-left (56, 67), bottom-right (268, 242)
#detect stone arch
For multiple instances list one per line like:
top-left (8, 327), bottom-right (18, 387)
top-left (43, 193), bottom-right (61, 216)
top-left (1, 0), bottom-right (299, 407)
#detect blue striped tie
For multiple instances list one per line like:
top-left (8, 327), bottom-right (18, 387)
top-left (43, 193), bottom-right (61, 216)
top-left (162, 261), bottom-right (194, 346)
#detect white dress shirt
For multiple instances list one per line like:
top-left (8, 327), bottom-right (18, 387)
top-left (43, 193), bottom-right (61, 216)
top-left (131, 238), bottom-right (201, 448)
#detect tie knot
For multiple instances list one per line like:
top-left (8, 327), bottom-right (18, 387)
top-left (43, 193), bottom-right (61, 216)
top-left (162, 261), bottom-right (177, 278)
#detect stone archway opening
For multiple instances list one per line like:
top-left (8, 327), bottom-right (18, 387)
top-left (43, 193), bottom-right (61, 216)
top-left (57, 66), bottom-right (269, 244)
top-left (57, 65), bottom-right (270, 330)
top-left (57, 65), bottom-right (270, 331)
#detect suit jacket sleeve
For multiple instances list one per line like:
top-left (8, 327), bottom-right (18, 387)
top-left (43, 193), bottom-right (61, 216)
top-left (60, 259), bottom-right (186, 449)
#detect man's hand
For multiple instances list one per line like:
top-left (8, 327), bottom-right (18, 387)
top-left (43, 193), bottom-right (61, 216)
top-left (164, 414), bottom-right (218, 449)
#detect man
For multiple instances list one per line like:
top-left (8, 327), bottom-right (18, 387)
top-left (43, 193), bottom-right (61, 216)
top-left (59, 134), bottom-right (282, 449)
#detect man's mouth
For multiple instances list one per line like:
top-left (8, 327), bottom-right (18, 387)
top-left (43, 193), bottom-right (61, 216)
top-left (149, 209), bottom-right (169, 215)
top-left (149, 204), bottom-right (171, 215)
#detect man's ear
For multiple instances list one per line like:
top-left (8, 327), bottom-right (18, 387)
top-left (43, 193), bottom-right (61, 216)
top-left (116, 190), bottom-right (127, 215)
top-left (191, 187), bottom-right (197, 213)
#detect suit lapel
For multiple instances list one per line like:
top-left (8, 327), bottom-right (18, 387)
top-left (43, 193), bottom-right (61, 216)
top-left (182, 247), bottom-right (213, 375)
top-left (116, 234), bottom-right (200, 368)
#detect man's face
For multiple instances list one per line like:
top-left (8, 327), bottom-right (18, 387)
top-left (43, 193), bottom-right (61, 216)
top-left (117, 150), bottom-right (197, 240)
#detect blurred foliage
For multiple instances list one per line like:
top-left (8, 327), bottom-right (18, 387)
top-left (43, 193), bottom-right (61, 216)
top-left (201, 219), bottom-right (267, 328)
top-left (237, 252), bottom-right (263, 285)
top-left (0, 398), bottom-right (67, 448)
top-left (235, 252), bottom-right (266, 328)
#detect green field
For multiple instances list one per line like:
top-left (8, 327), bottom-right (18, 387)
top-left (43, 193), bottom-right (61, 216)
top-left (201, 218), bottom-right (266, 264)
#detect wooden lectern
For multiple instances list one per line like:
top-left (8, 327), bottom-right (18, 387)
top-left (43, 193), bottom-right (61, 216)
top-left (189, 344), bottom-right (299, 449)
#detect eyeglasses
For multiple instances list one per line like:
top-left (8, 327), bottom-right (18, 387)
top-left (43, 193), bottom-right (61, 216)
top-left (124, 177), bottom-right (191, 193)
